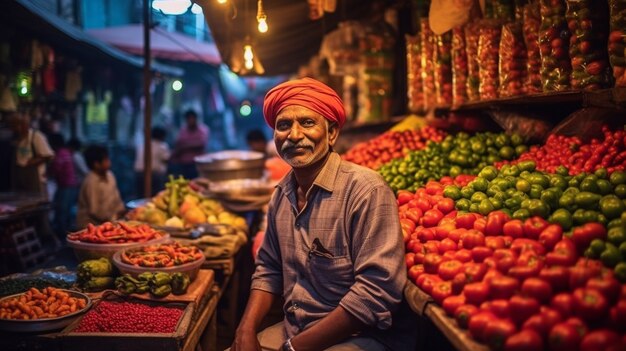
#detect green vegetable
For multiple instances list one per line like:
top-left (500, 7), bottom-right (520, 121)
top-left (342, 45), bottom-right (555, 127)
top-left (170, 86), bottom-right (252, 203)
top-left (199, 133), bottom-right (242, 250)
top-left (138, 272), bottom-right (155, 282)
top-left (150, 284), bottom-right (172, 297)
top-left (77, 258), bottom-right (113, 280)
top-left (170, 273), bottom-right (191, 295)
top-left (83, 277), bottom-right (115, 292)
top-left (151, 272), bottom-right (172, 287)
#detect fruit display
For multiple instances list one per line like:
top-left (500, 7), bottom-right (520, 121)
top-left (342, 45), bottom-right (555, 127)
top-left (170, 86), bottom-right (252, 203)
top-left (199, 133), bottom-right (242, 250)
top-left (523, 1), bottom-right (543, 94)
top-left (609, 0), bottom-right (626, 86)
top-left (127, 176), bottom-right (248, 231)
top-left (434, 32), bottom-right (453, 107)
top-left (406, 34), bottom-right (425, 113)
top-left (342, 127), bottom-right (446, 170)
top-left (452, 27), bottom-right (469, 107)
top-left (539, 0), bottom-right (572, 91)
top-left (0, 287), bottom-right (88, 320)
top-left (499, 127), bottom-right (626, 175)
top-left (119, 242), bottom-right (203, 268)
top-left (115, 272), bottom-right (190, 297)
top-left (77, 258), bottom-right (115, 292)
top-left (465, 22), bottom-right (481, 101)
top-left (379, 132), bottom-right (529, 192)
top-left (499, 23), bottom-right (528, 97)
top-left (73, 300), bottom-right (184, 333)
top-left (420, 18), bottom-right (436, 109)
top-left (478, 21), bottom-right (502, 100)
top-left (566, 0), bottom-right (611, 90)
top-left (68, 221), bottom-right (165, 244)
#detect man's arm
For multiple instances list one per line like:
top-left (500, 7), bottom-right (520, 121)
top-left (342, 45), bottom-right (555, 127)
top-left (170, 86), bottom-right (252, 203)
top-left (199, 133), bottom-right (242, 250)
top-left (289, 305), bottom-right (364, 351)
top-left (28, 131), bottom-right (54, 166)
top-left (231, 289), bottom-right (277, 351)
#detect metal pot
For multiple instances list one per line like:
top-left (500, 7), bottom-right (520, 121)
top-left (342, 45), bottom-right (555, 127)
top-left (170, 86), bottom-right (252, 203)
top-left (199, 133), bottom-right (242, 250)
top-left (194, 150), bottom-right (265, 181)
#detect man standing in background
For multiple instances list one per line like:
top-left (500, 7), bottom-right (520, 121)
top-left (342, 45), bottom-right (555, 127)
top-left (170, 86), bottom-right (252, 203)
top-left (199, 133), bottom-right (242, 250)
top-left (171, 109), bottom-right (209, 179)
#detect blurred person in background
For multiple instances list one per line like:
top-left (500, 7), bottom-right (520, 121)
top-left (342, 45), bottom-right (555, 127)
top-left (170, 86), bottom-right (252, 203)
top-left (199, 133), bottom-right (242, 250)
top-left (134, 126), bottom-right (171, 197)
top-left (170, 109), bottom-right (208, 180)
top-left (9, 112), bottom-right (54, 198)
top-left (76, 145), bottom-right (125, 229)
top-left (246, 129), bottom-right (269, 156)
top-left (68, 138), bottom-right (89, 183)
top-left (48, 133), bottom-right (79, 237)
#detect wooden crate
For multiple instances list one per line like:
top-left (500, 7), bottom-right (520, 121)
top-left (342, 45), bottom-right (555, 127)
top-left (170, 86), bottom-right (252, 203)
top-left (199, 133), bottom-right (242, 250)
top-left (59, 297), bottom-right (194, 351)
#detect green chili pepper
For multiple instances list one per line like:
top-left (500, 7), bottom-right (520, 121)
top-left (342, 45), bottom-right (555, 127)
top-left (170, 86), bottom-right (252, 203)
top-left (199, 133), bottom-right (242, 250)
top-left (151, 272), bottom-right (172, 287)
top-left (150, 284), bottom-right (172, 297)
top-left (138, 272), bottom-right (155, 282)
top-left (171, 273), bottom-right (191, 295)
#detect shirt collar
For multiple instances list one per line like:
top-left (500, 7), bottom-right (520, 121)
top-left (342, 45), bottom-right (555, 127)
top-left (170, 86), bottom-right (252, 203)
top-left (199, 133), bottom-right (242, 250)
top-left (276, 152), bottom-right (341, 195)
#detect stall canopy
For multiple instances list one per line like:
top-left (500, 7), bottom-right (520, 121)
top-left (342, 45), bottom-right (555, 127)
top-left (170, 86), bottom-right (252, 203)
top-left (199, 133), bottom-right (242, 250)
top-left (196, 0), bottom-right (382, 76)
top-left (87, 25), bottom-right (222, 65)
top-left (2, 0), bottom-right (183, 77)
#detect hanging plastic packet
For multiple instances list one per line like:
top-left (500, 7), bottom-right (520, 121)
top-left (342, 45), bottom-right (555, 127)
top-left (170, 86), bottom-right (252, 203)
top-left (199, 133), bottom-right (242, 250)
top-left (609, 0), bottom-right (626, 86)
top-left (434, 31), bottom-right (454, 107)
top-left (465, 22), bottom-right (481, 101)
top-left (499, 23), bottom-right (528, 97)
top-left (539, 0), bottom-right (571, 91)
top-left (523, 1), bottom-right (542, 93)
top-left (406, 34), bottom-right (425, 113)
top-left (452, 27), bottom-right (469, 106)
top-left (478, 20), bottom-right (502, 100)
top-left (566, 0), bottom-right (611, 90)
top-left (420, 18), bottom-right (437, 109)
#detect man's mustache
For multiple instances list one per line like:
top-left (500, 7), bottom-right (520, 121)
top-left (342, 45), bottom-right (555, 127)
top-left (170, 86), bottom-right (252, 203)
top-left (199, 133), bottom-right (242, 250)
top-left (281, 140), bottom-right (314, 152)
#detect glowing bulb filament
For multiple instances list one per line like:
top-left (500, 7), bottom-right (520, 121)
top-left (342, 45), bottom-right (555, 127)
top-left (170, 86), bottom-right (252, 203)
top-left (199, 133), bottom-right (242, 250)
top-left (257, 17), bottom-right (268, 33)
top-left (243, 45), bottom-right (254, 61)
top-left (217, 0), bottom-right (227, 4)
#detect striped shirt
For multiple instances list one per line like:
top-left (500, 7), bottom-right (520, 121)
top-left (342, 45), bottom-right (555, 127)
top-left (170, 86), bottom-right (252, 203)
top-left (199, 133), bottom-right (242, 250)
top-left (251, 152), bottom-right (407, 344)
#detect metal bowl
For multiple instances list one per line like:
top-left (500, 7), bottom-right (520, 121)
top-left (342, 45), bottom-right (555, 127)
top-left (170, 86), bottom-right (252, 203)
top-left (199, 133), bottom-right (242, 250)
top-left (195, 150), bottom-right (265, 181)
top-left (0, 289), bottom-right (92, 333)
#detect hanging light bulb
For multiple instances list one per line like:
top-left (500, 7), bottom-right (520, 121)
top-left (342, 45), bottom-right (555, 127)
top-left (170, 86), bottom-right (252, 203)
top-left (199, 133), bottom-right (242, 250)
top-left (217, 0), bottom-right (227, 4)
top-left (243, 44), bottom-right (254, 61)
top-left (257, 0), bottom-right (268, 33)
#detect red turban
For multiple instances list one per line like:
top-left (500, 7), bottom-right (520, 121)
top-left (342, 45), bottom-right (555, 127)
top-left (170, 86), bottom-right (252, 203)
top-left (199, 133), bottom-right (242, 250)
top-left (263, 77), bottom-right (346, 129)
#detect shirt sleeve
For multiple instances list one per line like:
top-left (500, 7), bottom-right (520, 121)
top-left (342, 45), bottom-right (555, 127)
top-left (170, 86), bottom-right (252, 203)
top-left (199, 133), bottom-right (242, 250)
top-left (33, 131), bottom-right (54, 158)
top-left (339, 184), bottom-right (406, 330)
top-left (74, 154), bottom-right (89, 176)
top-left (108, 172), bottom-right (126, 214)
top-left (250, 197), bottom-right (284, 295)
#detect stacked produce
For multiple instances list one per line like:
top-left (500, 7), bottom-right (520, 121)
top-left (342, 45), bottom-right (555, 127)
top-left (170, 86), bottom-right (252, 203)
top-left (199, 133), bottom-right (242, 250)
top-left (77, 258), bottom-right (115, 292)
top-left (115, 272), bottom-right (190, 297)
top-left (523, 1), bottom-right (543, 93)
top-left (127, 176), bottom-right (248, 231)
top-left (452, 27), bottom-right (469, 106)
top-left (499, 23), bottom-right (528, 97)
top-left (119, 242), bottom-right (203, 268)
top-left (379, 132), bottom-right (528, 192)
top-left (420, 18), bottom-right (436, 109)
top-left (73, 300), bottom-right (184, 333)
top-left (400, 179), bottom-right (626, 350)
top-left (68, 221), bottom-right (165, 244)
top-left (342, 127), bottom-right (446, 170)
top-left (566, 0), bottom-right (611, 90)
top-left (539, 0), bottom-right (571, 91)
top-left (465, 22), bottom-right (481, 101)
top-left (0, 287), bottom-right (88, 320)
top-left (609, 0), bottom-right (626, 86)
top-left (498, 127), bottom-right (626, 175)
top-left (434, 32), bottom-right (453, 107)
top-left (0, 269), bottom-right (75, 297)
top-left (478, 21), bottom-right (502, 100)
top-left (493, 0), bottom-right (515, 21)
top-left (406, 34), bottom-right (425, 113)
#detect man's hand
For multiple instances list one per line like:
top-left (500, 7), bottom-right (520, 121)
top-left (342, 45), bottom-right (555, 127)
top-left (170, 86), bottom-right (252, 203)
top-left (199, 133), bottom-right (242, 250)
top-left (289, 305), bottom-right (365, 351)
top-left (230, 327), bottom-right (262, 351)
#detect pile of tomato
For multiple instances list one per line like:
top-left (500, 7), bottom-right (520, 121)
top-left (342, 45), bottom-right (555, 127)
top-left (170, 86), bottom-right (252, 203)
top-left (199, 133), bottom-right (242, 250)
top-left (398, 176), bottom-right (626, 351)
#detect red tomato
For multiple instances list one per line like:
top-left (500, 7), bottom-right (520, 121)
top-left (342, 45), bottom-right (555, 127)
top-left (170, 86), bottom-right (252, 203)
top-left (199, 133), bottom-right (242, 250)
top-left (400, 218), bottom-right (416, 234)
top-left (422, 209), bottom-right (444, 227)
top-left (438, 259), bottom-right (464, 281)
top-left (471, 246), bottom-right (494, 263)
top-left (453, 248), bottom-right (472, 263)
top-left (521, 277), bottom-right (553, 304)
top-left (610, 300), bottom-right (626, 327)
top-left (504, 329), bottom-right (543, 351)
top-left (416, 274), bottom-right (441, 295)
top-left (485, 212), bottom-right (507, 236)
top-left (539, 266), bottom-right (570, 292)
top-left (564, 317), bottom-right (588, 339)
top-left (545, 238), bottom-right (578, 267)
top-left (455, 304), bottom-right (479, 329)
top-left (549, 323), bottom-right (581, 351)
top-left (423, 241), bottom-right (440, 254)
top-left (572, 288), bottom-right (609, 323)
top-left (523, 217), bottom-right (549, 240)
top-left (488, 299), bottom-right (512, 319)
top-left (484, 319), bottom-right (518, 351)
top-left (451, 272), bottom-right (467, 295)
top-left (538, 224), bottom-right (563, 251)
top-left (509, 295), bottom-right (541, 326)
top-left (510, 238), bottom-right (546, 256)
top-left (550, 293), bottom-right (574, 319)
top-left (407, 264), bottom-right (425, 283)
top-left (580, 330), bottom-right (621, 351)
top-left (423, 253), bottom-right (444, 274)
top-left (569, 265), bottom-right (601, 290)
top-left (540, 307), bottom-right (563, 326)
top-left (448, 228), bottom-right (466, 243)
top-left (464, 282), bottom-right (490, 305)
top-left (503, 219), bottom-right (524, 239)
top-left (522, 314), bottom-right (551, 337)
top-left (404, 207), bottom-right (423, 223)
top-left (485, 236), bottom-right (506, 250)
top-left (469, 311), bottom-right (496, 341)
top-left (490, 276), bottom-right (520, 300)
top-left (572, 223), bottom-right (607, 252)
top-left (397, 190), bottom-right (414, 206)
top-left (463, 262), bottom-right (488, 283)
top-left (405, 253), bottom-right (416, 269)
top-left (442, 294), bottom-right (466, 316)
top-left (474, 218), bottom-right (487, 233)
top-left (456, 213), bottom-right (478, 229)
top-left (431, 281), bottom-right (453, 305)
top-left (436, 198), bottom-right (455, 214)
top-left (438, 238), bottom-right (457, 253)
top-left (586, 277), bottom-right (621, 304)
top-left (434, 223), bottom-right (455, 240)
top-left (460, 230), bottom-right (486, 250)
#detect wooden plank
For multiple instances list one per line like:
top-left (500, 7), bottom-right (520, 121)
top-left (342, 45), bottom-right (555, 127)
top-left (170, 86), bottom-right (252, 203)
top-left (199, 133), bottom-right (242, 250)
top-left (182, 285), bottom-right (220, 351)
top-left (425, 305), bottom-right (490, 351)
top-left (404, 281), bottom-right (434, 316)
top-left (203, 256), bottom-right (235, 276)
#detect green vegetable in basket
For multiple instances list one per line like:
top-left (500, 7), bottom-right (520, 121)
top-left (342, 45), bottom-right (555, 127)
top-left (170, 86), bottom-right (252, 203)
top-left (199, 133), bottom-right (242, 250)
top-left (83, 277), bottom-right (115, 292)
top-left (151, 272), bottom-right (172, 287)
top-left (150, 284), bottom-right (172, 297)
top-left (77, 257), bottom-right (113, 281)
top-left (170, 273), bottom-right (190, 295)
top-left (115, 274), bottom-right (140, 295)
top-left (135, 281), bottom-right (150, 294)
top-left (138, 272), bottom-right (155, 282)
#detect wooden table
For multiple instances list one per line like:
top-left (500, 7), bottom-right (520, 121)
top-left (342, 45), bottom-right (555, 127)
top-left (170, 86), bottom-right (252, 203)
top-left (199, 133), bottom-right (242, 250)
top-left (404, 282), bottom-right (489, 351)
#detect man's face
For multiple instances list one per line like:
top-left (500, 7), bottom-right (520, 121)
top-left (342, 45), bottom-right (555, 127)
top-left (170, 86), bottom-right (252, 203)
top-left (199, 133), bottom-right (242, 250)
top-left (186, 115), bottom-right (197, 130)
top-left (274, 105), bottom-right (338, 169)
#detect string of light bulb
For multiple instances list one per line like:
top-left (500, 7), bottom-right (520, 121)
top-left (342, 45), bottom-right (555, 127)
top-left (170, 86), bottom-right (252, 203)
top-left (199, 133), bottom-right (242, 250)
top-left (257, 0), bottom-right (268, 33)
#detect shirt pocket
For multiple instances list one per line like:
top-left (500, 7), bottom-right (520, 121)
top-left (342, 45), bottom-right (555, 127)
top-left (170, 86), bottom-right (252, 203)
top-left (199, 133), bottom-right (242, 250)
top-left (307, 254), bottom-right (354, 305)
